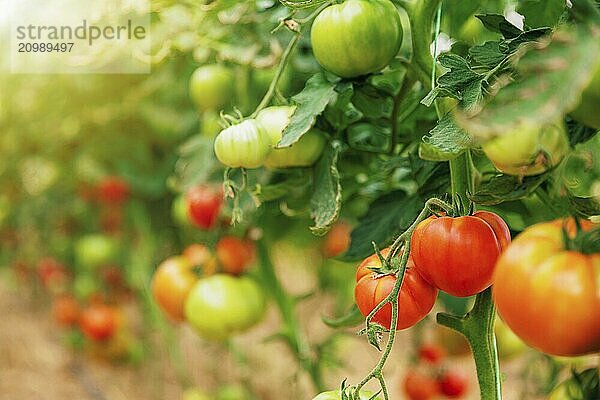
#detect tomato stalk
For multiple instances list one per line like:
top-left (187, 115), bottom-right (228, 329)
top-left (255, 239), bottom-right (326, 392)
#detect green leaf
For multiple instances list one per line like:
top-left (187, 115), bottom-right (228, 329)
top-left (475, 14), bottom-right (523, 38)
top-left (279, 73), bottom-right (338, 148)
top-left (517, 0), bottom-right (566, 28)
top-left (277, 0), bottom-right (328, 10)
top-left (344, 192), bottom-right (423, 260)
top-left (420, 112), bottom-right (474, 161)
top-left (470, 174), bottom-right (548, 205)
top-left (310, 141), bottom-right (342, 235)
top-left (422, 53), bottom-right (483, 106)
top-left (170, 135), bottom-right (219, 191)
top-left (254, 175), bottom-right (311, 203)
top-left (456, 24), bottom-right (600, 141)
top-left (347, 120), bottom-right (391, 153)
top-left (352, 84), bottom-right (393, 119)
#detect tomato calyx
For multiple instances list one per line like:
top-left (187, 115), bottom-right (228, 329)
top-left (562, 219), bottom-right (600, 254)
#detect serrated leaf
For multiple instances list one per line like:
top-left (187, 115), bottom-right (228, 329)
top-left (347, 120), bottom-right (391, 153)
top-left (279, 73), bottom-right (338, 147)
top-left (470, 174), bottom-right (548, 205)
top-left (457, 24), bottom-right (600, 140)
top-left (517, 0), bottom-right (565, 28)
top-left (322, 305), bottom-right (364, 328)
top-left (422, 53), bottom-right (483, 107)
top-left (277, 0), bottom-right (328, 9)
top-left (469, 41), bottom-right (506, 69)
top-left (352, 84), bottom-right (393, 119)
top-left (476, 14), bottom-right (523, 38)
top-left (310, 141), bottom-right (342, 235)
top-left (255, 176), bottom-right (311, 202)
top-left (420, 113), bottom-right (474, 161)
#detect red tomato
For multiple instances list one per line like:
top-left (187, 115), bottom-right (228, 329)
top-left (186, 185), bottom-right (223, 230)
top-left (438, 372), bottom-right (468, 398)
top-left (52, 295), bottom-right (80, 327)
top-left (79, 303), bottom-right (117, 341)
top-left (402, 369), bottom-right (440, 400)
top-left (97, 176), bottom-right (130, 204)
top-left (37, 257), bottom-right (68, 292)
top-left (493, 218), bottom-right (600, 356)
top-left (151, 256), bottom-right (198, 321)
top-left (216, 236), bottom-right (256, 275)
top-left (411, 211), bottom-right (511, 297)
top-left (418, 343), bottom-right (446, 365)
top-left (354, 248), bottom-right (438, 330)
top-left (323, 221), bottom-right (351, 258)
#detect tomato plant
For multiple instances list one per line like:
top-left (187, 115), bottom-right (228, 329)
top-left (311, 0), bottom-right (403, 78)
top-left (354, 248), bottom-right (438, 330)
top-left (152, 256), bottom-right (198, 322)
top-left (184, 274), bottom-right (266, 340)
top-left (214, 119), bottom-right (272, 169)
top-left (411, 211), bottom-right (511, 297)
top-left (493, 219), bottom-right (600, 356)
top-left (215, 236), bottom-right (256, 275)
top-left (186, 185), bottom-right (223, 230)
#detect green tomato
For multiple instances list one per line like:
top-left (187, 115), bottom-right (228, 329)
top-left (256, 106), bottom-right (296, 146)
top-left (189, 65), bottom-right (234, 113)
top-left (495, 318), bottom-right (528, 359)
top-left (312, 390), bottom-right (380, 400)
top-left (184, 274), bottom-right (266, 341)
top-left (214, 119), bottom-right (272, 169)
top-left (482, 120), bottom-right (569, 176)
top-left (256, 106), bottom-right (327, 168)
top-left (570, 62), bottom-right (600, 129)
top-left (171, 195), bottom-right (191, 227)
top-left (75, 234), bottom-right (118, 269)
top-left (201, 110), bottom-right (223, 138)
top-left (265, 130), bottom-right (327, 168)
top-left (310, 0), bottom-right (402, 78)
top-left (182, 388), bottom-right (211, 400)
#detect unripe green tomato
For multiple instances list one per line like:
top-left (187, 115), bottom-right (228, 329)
top-left (189, 65), bottom-right (234, 113)
top-left (310, 0), bottom-right (402, 78)
top-left (265, 130), bottom-right (327, 168)
top-left (184, 274), bottom-right (266, 341)
top-left (482, 120), bottom-right (569, 176)
top-left (214, 119), bottom-right (272, 168)
top-left (75, 234), bottom-right (118, 269)
top-left (495, 318), bottom-right (528, 359)
top-left (171, 195), bottom-right (191, 227)
top-left (312, 390), bottom-right (380, 400)
top-left (182, 388), bottom-right (211, 400)
top-left (570, 62), bottom-right (600, 129)
top-left (256, 106), bottom-right (296, 146)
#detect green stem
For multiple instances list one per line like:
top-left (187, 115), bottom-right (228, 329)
top-left (437, 288), bottom-right (502, 400)
top-left (255, 240), bottom-right (325, 392)
top-left (449, 150), bottom-right (475, 206)
top-left (250, 32), bottom-right (301, 118)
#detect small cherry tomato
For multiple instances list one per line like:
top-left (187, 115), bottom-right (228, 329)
top-left (323, 221), bottom-right (352, 258)
top-left (97, 176), bottom-right (129, 204)
top-left (52, 295), bottom-right (80, 327)
top-left (402, 369), bottom-right (440, 400)
top-left (438, 371), bottom-right (468, 398)
top-left (418, 343), bottom-right (446, 365)
top-left (79, 303), bottom-right (118, 341)
top-left (216, 236), bottom-right (256, 275)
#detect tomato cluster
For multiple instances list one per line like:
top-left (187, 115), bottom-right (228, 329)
top-left (151, 236), bottom-right (265, 341)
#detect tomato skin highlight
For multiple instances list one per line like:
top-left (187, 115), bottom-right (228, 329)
top-left (186, 185), bottom-right (223, 230)
top-left (311, 0), bottom-right (403, 78)
top-left (214, 119), bottom-right (272, 169)
top-left (354, 248), bottom-right (438, 330)
top-left (216, 236), bottom-right (256, 275)
top-left (411, 211), bottom-right (511, 297)
top-left (151, 256), bottom-right (197, 322)
top-left (493, 219), bottom-right (600, 356)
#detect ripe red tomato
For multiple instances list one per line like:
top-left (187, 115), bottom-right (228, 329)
top-left (354, 248), bottom-right (438, 330)
top-left (411, 211), bottom-right (511, 297)
top-left (37, 257), bottom-right (68, 292)
top-left (97, 176), bottom-right (130, 204)
top-left (493, 218), bottom-right (600, 356)
top-left (418, 343), bottom-right (446, 365)
top-left (323, 221), bottom-right (351, 258)
top-left (216, 236), bottom-right (256, 275)
top-left (52, 295), bottom-right (80, 327)
top-left (402, 369), bottom-right (439, 400)
top-left (79, 303), bottom-right (117, 341)
top-left (438, 372), bottom-right (468, 398)
top-left (151, 256), bottom-right (198, 321)
top-left (186, 185), bottom-right (223, 230)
